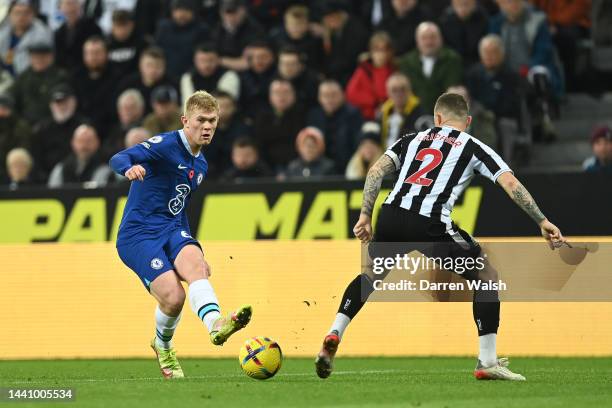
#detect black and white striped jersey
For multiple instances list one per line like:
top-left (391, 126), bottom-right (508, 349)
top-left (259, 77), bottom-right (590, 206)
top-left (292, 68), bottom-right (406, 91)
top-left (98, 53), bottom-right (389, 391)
top-left (383, 126), bottom-right (512, 228)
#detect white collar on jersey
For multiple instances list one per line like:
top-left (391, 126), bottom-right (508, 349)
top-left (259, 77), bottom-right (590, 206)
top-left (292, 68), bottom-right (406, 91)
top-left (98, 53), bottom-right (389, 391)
top-left (178, 129), bottom-right (201, 158)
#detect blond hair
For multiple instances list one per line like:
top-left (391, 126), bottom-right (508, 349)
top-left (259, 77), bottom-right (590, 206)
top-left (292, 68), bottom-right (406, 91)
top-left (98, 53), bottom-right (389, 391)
top-left (183, 90), bottom-right (219, 116)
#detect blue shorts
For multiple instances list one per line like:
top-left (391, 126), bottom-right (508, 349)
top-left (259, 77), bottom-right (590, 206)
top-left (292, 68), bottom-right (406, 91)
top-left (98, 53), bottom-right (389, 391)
top-left (117, 228), bottom-right (201, 291)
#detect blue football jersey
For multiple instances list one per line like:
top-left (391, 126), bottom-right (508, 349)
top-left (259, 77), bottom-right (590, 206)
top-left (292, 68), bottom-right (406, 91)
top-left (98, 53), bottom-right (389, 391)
top-left (109, 129), bottom-right (208, 245)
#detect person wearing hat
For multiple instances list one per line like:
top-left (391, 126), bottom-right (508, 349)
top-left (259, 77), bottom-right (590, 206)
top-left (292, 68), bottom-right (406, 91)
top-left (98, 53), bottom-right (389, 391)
top-left (10, 39), bottom-right (68, 124)
top-left (212, 0), bottom-right (265, 72)
top-left (0, 93), bottom-right (32, 180)
top-left (317, 0), bottom-right (369, 85)
top-left (155, 0), bottom-right (209, 81)
top-left (30, 83), bottom-right (87, 177)
top-left (0, 0), bottom-right (53, 76)
top-left (54, 0), bottom-right (102, 71)
top-left (107, 9), bottom-right (148, 78)
top-left (286, 126), bottom-right (336, 179)
top-left (345, 121), bottom-right (383, 180)
top-left (583, 126), bottom-right (612, 174)
top-left (142, 85), bottom-right (182, 135)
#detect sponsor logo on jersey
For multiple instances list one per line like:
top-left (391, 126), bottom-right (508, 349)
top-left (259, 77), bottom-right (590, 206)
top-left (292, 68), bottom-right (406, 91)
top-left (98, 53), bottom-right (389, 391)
top-left (151, 258), bottom-right (164, 270)
top-left (168, 184), bottom-right (191, 215)
top-left (178, 164), bottom-right (187, 169)
top-left (197, 173), bottom-right (203, 185)
top-left (148, 136), bottom-right (163, 144)
top-left (181, 230), bottom-right (191, 238)
top-left (140, 142), bottom-right (151, 149)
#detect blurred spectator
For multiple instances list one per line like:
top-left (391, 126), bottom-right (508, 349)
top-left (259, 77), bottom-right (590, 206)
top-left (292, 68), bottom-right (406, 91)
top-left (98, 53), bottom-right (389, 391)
top-left (593, 0), bottom-right (612, 46)
top-left (213, 0), bottom-right (265, 72)
top-left (307, 79), bottom-right (362, 172)
top-left (447, 85), bottom-right (497, 148)
top-left (0, 0), bottom-right (52, 76)
top-left (109, 126), bottom-right (151, 184)
top-left (346, 31), bottom-right (396, 120)
top-left (530, 0), bottom-right (590, 87)
top-left (239, 40), bottom-right (276, 119)
top-left (48, 124), bottom-right (111, 187)
top-left (490, 0), bottom-right (563, 97)
top-left (142, 85), bottom-right (182, 135)
top-left (54, 0), bottom-right (102, 71)
top-left (465, 34), bottom-right (523, 120)
top-left (83, 0), bottom-right (164, 39)
top-left (583, 126), bottom-right (612, 174)
top-left (377, 0), bottom-right (433, 55)
top-left (0, 67), bottom-right (13, 94)
top-left (378, 72), bottom-right (424, 147)
top-left (439, 0), bottom-right (489, 67)
top-left (287, 126), bottom-right (336, 179)
top-left (124, 127), bottom-right (151, 148)
top-left (180, 43), bottom-right (240, 104)
top-left (318, 0), bottom-right (369, 85)
top-left (345, 121), bottom-right (384, 179)
top-left (276, 45), bottom-right (320, 109)
top-left (204, 90), bottom-right (250, 176)
top-left (117, 46), bottom-right (178, 114)
top-left (30, 83), bottom-right (85, 177)
top-left (399, 22), bottom-right (463, 113)
top-left (357, 0), bottom-right (394, 29)
top-left (223, 136), bottom-right (273, 180)
top-left (107, 9), bottom-right (148, 78)
top-left (102, 88), bottom-right (145, 160)
top-left (83, 0), bottom-right (137, 35)
top-left (11, 41), bottom-right (68, 124)
top-left (0, 94), bottom-right (31, 179)
top-left (155, 0), bottom-right (210, 81)
top-left (4, 147), bottom-right (36, 189)
top-left (253, 78), bottom-right (306, 171)
top-left (269, 5), bottom-right (324, 70)
top-left (72, 35), bottom-right (118, 136)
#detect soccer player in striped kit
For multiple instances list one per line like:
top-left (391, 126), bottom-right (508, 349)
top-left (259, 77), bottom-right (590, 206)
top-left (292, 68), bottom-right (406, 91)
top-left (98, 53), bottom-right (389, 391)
top-left (110, 91), bottom-right (252, 379)
top-left (315, 93), bottom-right (566, 381)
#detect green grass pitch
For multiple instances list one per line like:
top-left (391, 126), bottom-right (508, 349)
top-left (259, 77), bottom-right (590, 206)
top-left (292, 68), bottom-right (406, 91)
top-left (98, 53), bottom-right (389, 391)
top-left (1, 357), bottom-right (611, 407)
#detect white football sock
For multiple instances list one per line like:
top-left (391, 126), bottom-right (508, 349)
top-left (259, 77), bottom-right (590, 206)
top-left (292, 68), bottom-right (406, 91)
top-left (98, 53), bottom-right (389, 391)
top-left (478, 333), bottom-right (497, 367)
top-left (189, 279), bottom-right (221, 333)
top-left (155, 306), bottom-right (181, 349)
top-left (329, 313), bottom-right (351, 340)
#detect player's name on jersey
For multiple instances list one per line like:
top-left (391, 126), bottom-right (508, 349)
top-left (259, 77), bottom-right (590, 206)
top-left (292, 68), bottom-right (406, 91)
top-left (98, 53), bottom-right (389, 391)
top-left (372, 279), bottom-right (508, 292)
top-left (416, 132), bottom-right (463, 147)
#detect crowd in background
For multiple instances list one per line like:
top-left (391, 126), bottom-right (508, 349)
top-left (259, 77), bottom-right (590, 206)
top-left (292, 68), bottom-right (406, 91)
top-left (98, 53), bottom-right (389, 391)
top-left (0, 0), bottom-right (609, 190)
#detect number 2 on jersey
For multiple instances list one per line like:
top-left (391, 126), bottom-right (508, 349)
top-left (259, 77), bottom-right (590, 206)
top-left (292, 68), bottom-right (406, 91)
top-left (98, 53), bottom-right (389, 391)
top-left (404, 148), bottom-right (443, 187)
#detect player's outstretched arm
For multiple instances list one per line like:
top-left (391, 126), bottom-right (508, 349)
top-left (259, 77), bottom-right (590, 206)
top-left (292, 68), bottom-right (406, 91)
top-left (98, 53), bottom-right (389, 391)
top-left (354, 154), bottom-right (396, 243)
top-left (497, 172), bottom-right (566, 249)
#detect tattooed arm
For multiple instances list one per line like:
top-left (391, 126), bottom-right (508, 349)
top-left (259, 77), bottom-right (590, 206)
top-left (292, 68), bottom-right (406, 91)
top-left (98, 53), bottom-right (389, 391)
top-left (353, 154), bottom-right (397, 242)
top-left (497, 172), bottom-right (566, 249)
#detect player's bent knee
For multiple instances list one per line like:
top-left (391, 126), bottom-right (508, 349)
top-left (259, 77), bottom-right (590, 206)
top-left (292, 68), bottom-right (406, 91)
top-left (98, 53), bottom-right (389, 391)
top-left (160, 287), bottom-right (186, 312)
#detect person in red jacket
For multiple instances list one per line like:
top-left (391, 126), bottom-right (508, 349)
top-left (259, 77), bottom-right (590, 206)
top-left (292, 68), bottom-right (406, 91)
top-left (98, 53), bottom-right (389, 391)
top-left (345, 31), bottom-right (396, 120)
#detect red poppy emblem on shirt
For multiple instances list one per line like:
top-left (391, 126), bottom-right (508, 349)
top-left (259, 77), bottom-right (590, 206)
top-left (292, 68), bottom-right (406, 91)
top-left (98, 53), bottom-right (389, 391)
top-left (189, 170), bottom-right (195, 180)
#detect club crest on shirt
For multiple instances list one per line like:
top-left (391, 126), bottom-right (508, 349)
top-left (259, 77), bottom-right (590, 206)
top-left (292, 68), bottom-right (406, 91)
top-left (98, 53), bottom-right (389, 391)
top-left (168, 184), bottom-right (191, 215)
top-left (197, 173), bottom-right (203, 185)
top-left (148, 135), bottom-right (163, 144)
top-left (150, 258), bottom-right (164, 270)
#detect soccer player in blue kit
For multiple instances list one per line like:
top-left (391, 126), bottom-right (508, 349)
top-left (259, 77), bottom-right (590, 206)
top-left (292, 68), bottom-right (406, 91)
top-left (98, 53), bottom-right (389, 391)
top-left (110, 91), bottom-right (252, 379)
